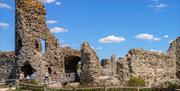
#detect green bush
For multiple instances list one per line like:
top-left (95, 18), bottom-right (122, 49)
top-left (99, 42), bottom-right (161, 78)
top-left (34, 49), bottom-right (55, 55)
top-left (166, 80), bottom-right (180, 89)
top-left (127, 77), bottom-right (146, 87)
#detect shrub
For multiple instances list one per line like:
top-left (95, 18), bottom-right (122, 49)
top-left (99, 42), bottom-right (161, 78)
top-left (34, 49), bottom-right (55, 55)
top-left (166, 80), bottom-right (180, 89)
top-left (127, 77), bottom-right (146, 87)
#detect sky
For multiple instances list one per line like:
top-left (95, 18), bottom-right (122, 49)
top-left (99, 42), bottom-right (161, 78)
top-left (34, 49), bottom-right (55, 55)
top-left (0, 0), bottom-right (179, 59)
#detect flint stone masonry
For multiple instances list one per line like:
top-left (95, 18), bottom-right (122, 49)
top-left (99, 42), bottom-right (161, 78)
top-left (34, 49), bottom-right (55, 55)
top-left (101, 55), bottom-right (117, 77)
top-left (80, 42), bottom-right (102, 85)
top-left (15, 0), bottom-right (64, 81)
top-left (63, 46), bottom-right (81, 74)
top-left (117, 48), bottom-right (176, 87)
top-left (101, 59), bottom-right (111, 76)
top-left (168, 37), bottom-right (180, 79)
top-left (0, 0), bottom-right (179, 87)
top-left (63, 46), bottom-right (81, 58)
top-left (0, 52), bottom-right (15, 58)
top-left (0, 52), bottom-right (17, 81)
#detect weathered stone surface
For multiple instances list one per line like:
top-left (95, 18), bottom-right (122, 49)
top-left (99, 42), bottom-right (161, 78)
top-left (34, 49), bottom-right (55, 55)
top-left (0, 0), bottom-right (179, 87)
top-left (63, 46), bottom-right (81, 80)
top-left (111, 55), bottom-right (117, 77)
top-left (101, 59), bottom-right (111, 76)
top-left (15, 0), bottom-right (64, 81)
top-left (0, 51), bottom-right (15, 58)
top-left (0, 52), bottom-right (17, 81)
top-left (168, 37), bottom-right (180, 79)
top-left (63, 46), bottom-right (80, 58)
top-left (116, 57), bottom-right (130, 85)
top-left (101, 55), bottom-right (117, 77)
top-left (95, 76), bottom-right (120, 87)
top-left (80, 42), bottom-right (102, 85)
top-left (116, 48), bottom-right (176, 87)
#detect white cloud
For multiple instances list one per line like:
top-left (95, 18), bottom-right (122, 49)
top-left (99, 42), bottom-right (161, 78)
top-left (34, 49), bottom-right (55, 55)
top-left (46, 20), bottom-right (58, 24)
top-left (50, 27), bottom-right (68, 33)
top-left (135, 33), bottom-right (154, 40)
top-left (150, 49), bottom-right (163, 53)
top-left (0, 22), bottom-right (9, 29)
top-left (99, 35), bottom-right (125, 43)
top-left (148, 0), bottom-right (169, 12)
top-left (163, 35), bottom-right (169, 38)
top-left (153, 37), bottom-right (161, 41)
top-left (156, 3), bottom-right (168, 8)
top-left (62, 44), bottom-right (70, 47)
top-left (135, 33), bottom-right (161, 42)
top-left (41, 0), bottom-right (56, 3)
top-left (0, 3), bottom-right (12, 9)
top-left (55, 2), bottom-right (62, 6)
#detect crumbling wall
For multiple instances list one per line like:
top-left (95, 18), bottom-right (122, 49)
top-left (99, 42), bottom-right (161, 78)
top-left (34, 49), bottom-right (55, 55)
top-left (117, 48), bottom-right (176, 87)
top-left (15, 0), bottom-right (64, 81)
top-left (101, 59), bottom-right (111, 76)
top-left (168, 37), bottom-right (180, 79)
top-left (0, 52), bottom-right (17, 81)
top-left (101, 55), bottom-right (117, 77)
top-left (80, 42), bottom-right (102, 85)
top-left (63, 46), bottom-right (81, 78)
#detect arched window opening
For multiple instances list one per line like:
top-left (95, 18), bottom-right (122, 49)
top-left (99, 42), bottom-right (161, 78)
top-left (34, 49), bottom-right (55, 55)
top-left (48, 67), bottom-right (52, 74)
top-left (40, 39), bottom-right (46, 53)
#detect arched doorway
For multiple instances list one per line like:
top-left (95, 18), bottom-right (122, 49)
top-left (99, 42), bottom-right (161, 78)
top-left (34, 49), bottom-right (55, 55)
top-left (21, 62), bottom-right (35, 78)
top-left (65, 55), bottom-right (81, 81)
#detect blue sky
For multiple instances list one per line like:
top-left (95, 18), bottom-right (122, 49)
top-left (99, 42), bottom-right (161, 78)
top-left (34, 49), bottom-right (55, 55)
top-left (0, 0), bottom-right (179, 59)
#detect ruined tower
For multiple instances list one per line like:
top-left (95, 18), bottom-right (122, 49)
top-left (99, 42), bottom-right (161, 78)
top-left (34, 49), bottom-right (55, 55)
top-left (15, 0), bottom-right (64, 81)
top-left (168, 37), bottom-right (180, 79)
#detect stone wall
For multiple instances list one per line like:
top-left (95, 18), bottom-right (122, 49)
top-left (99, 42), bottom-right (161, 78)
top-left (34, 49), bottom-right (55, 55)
top-left (0, 52), bottom-right (17, 81)
top-left (101, 59), bottom-right (111, 76)
top-left (63, 47), bottom-right (81, 74)
top-left (80, 42), bottom-right (102, 85)
top-left (1, 0), bottom-right (179, 87)
top-left (117, 48), bottom-right (176, 87)
top-left (168, 37), bottom-right (180, 79)
top-left (15, 0), bottom-right (64, 81)
top-left (101, 55), bottom-right (117, 77)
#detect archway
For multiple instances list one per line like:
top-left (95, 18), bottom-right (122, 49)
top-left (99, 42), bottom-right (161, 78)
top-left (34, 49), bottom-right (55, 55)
top-left (65, 55), bottom-right (81, 81)
top-left (21, 62), bottom-right (35, 78)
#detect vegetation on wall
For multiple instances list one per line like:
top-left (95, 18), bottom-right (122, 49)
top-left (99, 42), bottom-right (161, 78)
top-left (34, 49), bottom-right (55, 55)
top-left (127, 77), bottom-right (146, 87)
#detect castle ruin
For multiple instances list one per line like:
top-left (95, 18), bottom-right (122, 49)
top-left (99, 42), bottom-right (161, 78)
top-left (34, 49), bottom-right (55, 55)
top-left (0, 0), bottom-right (180, 88)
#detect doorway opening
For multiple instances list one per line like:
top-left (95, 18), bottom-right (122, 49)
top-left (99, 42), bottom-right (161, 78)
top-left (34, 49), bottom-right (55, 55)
top-left (65, 55), bottom-right (81, 81)
top-left (21, 62), bottom-right (35, 78)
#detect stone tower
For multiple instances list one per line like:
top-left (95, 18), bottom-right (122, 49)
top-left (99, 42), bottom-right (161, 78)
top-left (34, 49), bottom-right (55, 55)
top-left (80, 42), bottom-right (102, 85)
top-left (111, 54), bottom-right (116, 76)
top-left (168, 37), bottom-right (180, 79)
top-left (15, 0), bottom-right (64, 81)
